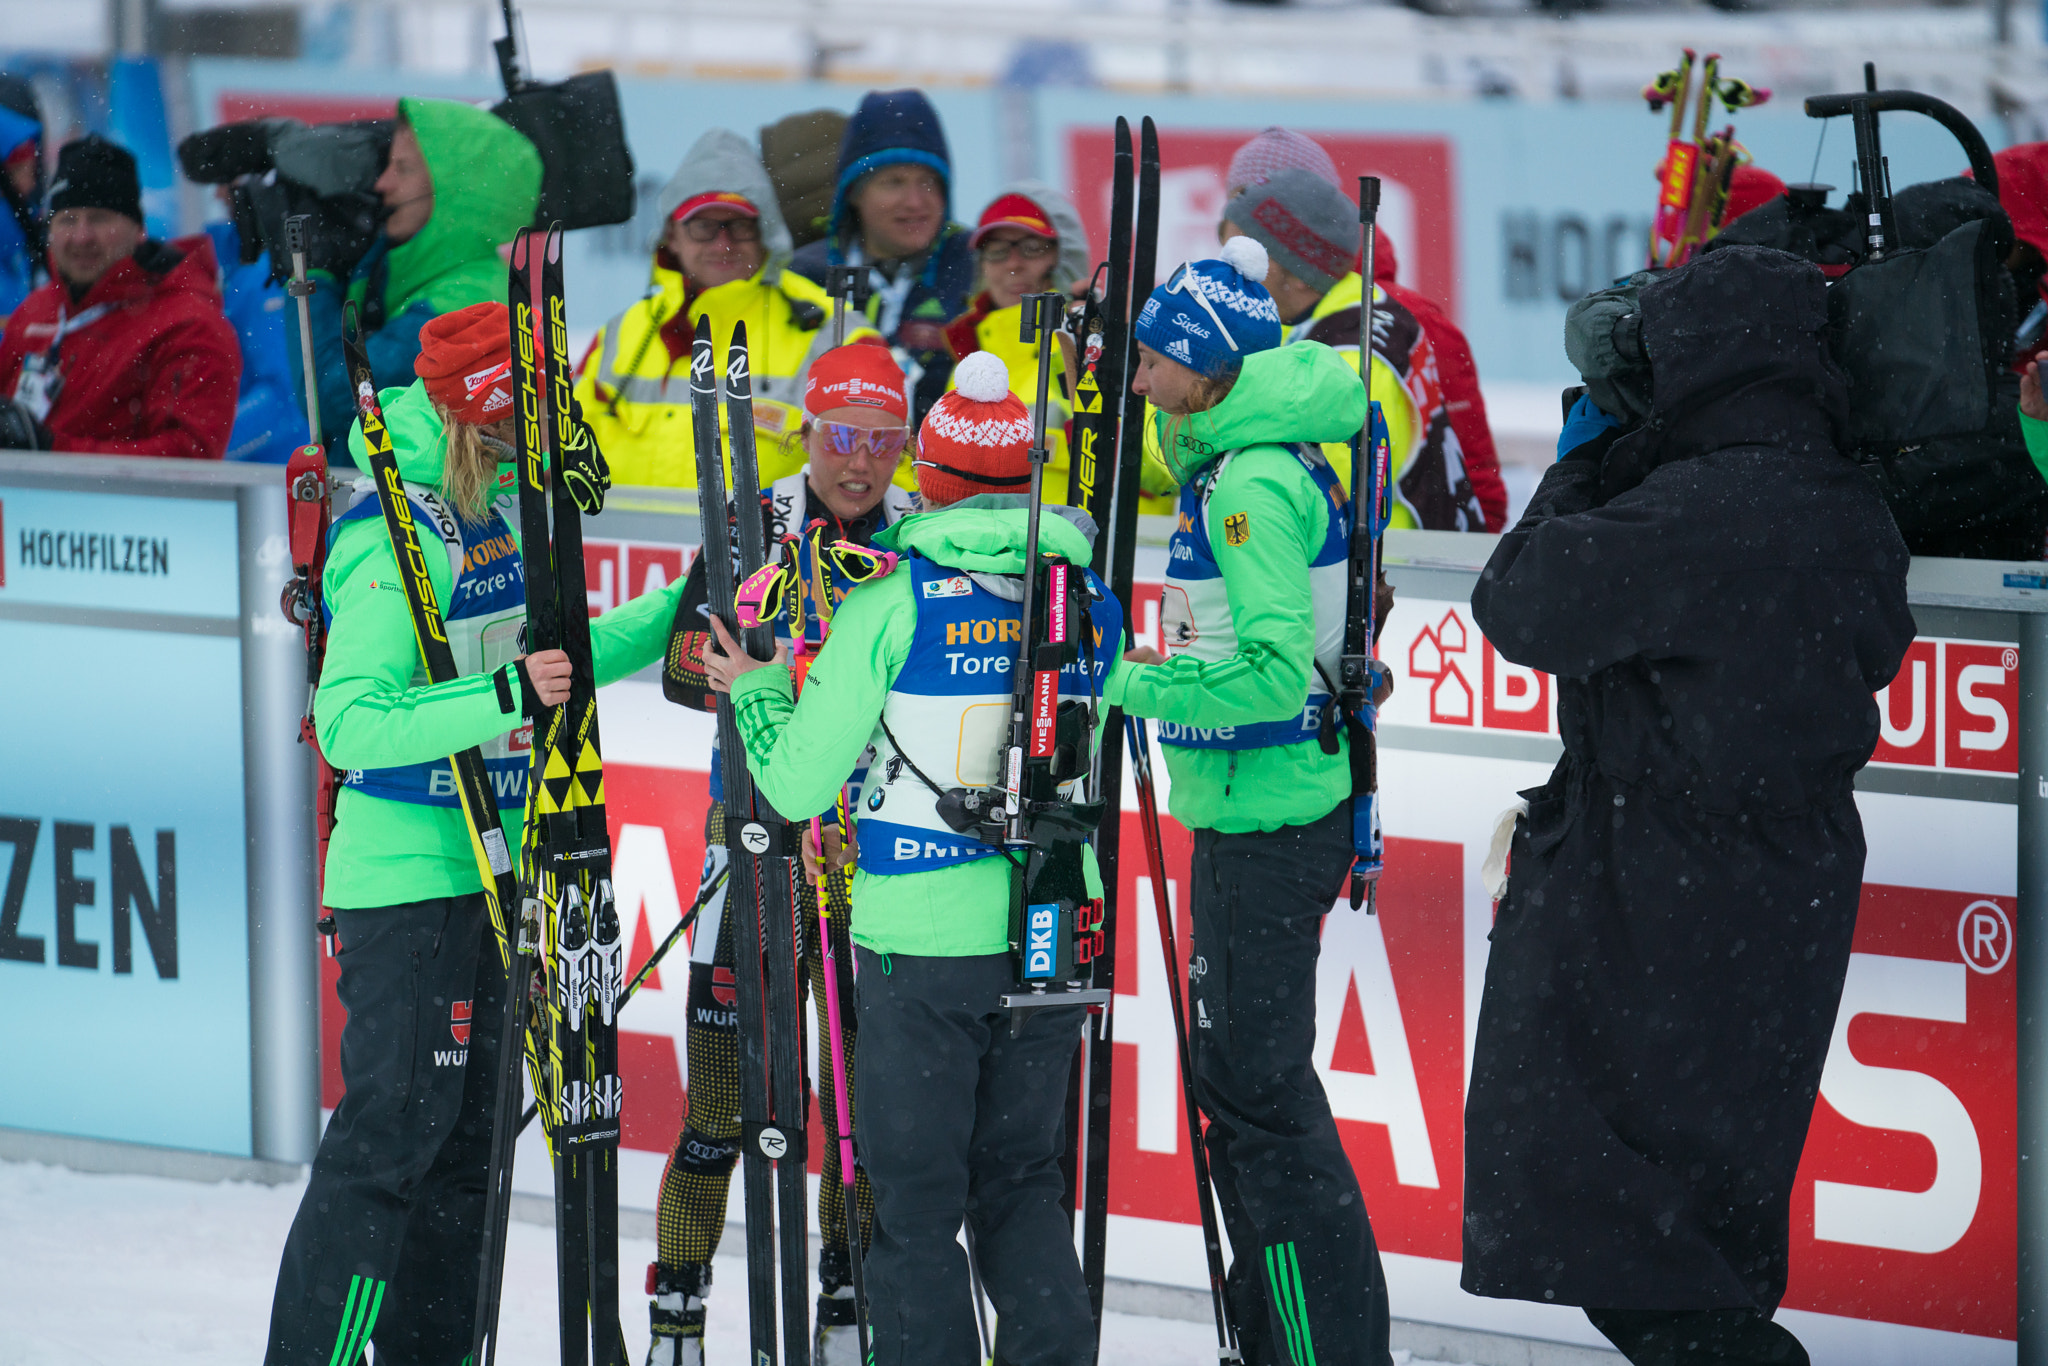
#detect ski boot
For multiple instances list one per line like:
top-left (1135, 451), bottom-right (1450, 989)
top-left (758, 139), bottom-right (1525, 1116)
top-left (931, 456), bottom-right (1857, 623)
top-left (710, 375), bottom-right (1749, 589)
top-left (646, 1262), bottom-right (709, 1366)
top-left (813, 1285), bottom-right (861, 1366)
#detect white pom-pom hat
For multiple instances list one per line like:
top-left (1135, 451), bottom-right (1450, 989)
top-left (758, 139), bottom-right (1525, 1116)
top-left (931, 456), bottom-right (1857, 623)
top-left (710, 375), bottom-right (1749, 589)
top-left (914, 351), bottom-right (1036, 505)
top-left (951, 349), bottom-right (1012, 403)
top-left (1219, 234), bottom-right (1270, 284)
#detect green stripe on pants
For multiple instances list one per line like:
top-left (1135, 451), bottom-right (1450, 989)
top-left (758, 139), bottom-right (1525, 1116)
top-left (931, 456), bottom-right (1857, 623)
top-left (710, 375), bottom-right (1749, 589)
top-left (1263, 1241), bottom-right (1318, 1366)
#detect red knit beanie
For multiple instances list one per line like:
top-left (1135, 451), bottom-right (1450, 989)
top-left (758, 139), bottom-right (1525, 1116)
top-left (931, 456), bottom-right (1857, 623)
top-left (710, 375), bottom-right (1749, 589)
top-left (1723, 164), bottom-right (1788, 226)
top-left (804, 339), bottom-right (909, 420)
top-left (914, 352), bottom-right (1034, 506)
top-left (414, 302), bottom-right (516, 425)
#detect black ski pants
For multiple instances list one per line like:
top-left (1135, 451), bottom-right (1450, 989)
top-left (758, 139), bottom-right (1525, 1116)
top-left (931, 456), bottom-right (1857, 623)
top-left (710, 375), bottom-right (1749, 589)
top-left (1189, 803), bottom-right (1393, 1366)
top-left (1587, 1308), bottom-right (1811, 1366)
top-left (852, 947), bottom-right (1096, 1366)
top-left (265, 893), bottom-right (506, 1366)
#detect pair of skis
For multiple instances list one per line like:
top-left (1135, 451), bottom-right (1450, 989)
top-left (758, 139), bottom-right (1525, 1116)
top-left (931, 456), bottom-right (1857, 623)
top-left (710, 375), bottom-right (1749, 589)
top-left (503, 223), bottom-right (627, 1366)
top-left (689, 315), bottom-right (815, 1366)
top-left (1056, 114), bottom-right (1187, 1359)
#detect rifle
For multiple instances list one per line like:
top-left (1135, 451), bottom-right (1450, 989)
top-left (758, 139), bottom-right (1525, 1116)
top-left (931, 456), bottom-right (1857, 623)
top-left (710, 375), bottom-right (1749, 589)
top-left (1337, 178), bottom-right (1391, 914)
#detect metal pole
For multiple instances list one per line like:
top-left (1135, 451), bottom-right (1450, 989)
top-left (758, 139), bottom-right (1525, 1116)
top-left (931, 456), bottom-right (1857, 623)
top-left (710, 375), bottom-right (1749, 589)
top-left (2018, 611), bottom-right (2048, 1366)
top-left (240, 483), bottom-right (321, 1164)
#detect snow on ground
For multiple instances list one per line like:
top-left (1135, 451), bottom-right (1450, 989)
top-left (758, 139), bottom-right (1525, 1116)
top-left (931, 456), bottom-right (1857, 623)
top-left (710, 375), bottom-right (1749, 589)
top-left (0, 1159), bottom-right (1458, 1365)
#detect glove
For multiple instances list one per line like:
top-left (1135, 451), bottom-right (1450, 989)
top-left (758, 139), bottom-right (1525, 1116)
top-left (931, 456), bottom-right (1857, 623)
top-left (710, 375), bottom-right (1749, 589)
top-left (559, 400), bottom-right (612, 515)
top-left (0, 399), bottom-right (52, 451)
top-left (1557, 392), bottom-right (1623, 464)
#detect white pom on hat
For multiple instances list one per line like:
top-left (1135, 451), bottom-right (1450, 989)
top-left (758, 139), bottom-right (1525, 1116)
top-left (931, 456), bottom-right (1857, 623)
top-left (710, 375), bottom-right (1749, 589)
top-left (1219, 234), bottom-right (1270, 283)
top-left (952, 350), bottom-right (1012, 403)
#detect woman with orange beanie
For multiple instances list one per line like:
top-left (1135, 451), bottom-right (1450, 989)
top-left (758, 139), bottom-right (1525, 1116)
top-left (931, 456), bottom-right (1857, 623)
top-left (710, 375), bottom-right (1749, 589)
top-left (262, 301), bottom-right (682, 1366)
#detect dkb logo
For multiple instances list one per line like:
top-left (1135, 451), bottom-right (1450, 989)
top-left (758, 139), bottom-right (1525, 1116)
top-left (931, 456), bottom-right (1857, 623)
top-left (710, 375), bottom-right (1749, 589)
top-left (1025, 903), bottom-right (1057, 977)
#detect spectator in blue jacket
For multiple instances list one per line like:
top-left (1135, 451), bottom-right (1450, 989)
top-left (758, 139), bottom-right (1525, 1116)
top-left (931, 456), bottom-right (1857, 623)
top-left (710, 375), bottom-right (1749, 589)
top-left (788, 89), bottom-right (975, 425)
top-left (0, 76), bottom-right (45, 323)
top-left (202, 216), bottom-right (309, 462)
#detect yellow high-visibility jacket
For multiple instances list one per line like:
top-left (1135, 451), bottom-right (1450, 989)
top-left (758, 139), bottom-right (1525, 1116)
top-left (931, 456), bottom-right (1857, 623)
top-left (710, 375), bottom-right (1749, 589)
top-left (574, 256), bottom-right (898, 489)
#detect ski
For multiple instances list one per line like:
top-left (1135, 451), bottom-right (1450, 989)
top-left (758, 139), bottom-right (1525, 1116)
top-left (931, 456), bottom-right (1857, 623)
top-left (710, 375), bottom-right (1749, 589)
top-left (728, 323), bottom-right (815, 1366)
top-left (339, 302), bottom-right (537, 1365)
top-left (691, 315), bottom-right (808, 1366)
top-left (1078, 112), bottom-right (1159, 1345)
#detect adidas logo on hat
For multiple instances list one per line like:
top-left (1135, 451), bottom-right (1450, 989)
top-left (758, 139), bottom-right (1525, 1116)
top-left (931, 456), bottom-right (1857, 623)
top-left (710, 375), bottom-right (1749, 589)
top-left (1167, 337), bottom-right (1193, 363)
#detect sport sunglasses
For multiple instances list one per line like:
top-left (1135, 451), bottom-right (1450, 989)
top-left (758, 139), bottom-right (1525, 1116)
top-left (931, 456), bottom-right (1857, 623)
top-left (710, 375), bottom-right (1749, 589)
top-left (814, 421), bottom-right (911, 460)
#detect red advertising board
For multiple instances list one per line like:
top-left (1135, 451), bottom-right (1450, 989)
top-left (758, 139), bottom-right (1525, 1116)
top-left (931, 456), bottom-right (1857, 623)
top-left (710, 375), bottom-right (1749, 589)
top-left (1063, 127), bottom-right (1457, 319)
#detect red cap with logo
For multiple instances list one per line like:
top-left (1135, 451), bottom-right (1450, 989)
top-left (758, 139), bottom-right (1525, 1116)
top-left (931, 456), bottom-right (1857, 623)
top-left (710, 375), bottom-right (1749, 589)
top-left (671, 190), bottom-right (758, 223)
top-left (804, 339), bottom-right (909, 421)
top-left (414, 301), bottom-right (515, 425)
top-left (969, 192), bottom-right (1057, 249)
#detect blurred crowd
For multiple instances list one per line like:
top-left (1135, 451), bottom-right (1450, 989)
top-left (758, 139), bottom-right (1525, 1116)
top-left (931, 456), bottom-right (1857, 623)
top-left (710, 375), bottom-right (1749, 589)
top-left (6, 78), bottom-right (2048, 557)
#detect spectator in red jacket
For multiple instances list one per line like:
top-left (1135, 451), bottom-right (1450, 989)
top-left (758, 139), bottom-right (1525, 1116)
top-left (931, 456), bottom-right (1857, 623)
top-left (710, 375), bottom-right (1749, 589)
top-left (0, 135), bottom-right (239, 457)
top-left (1372, 226), bottom-right (1507, 531)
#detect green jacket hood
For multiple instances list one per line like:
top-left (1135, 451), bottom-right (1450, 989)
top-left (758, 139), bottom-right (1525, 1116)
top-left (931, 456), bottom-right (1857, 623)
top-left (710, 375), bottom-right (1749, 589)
top-left (1157, 341), bottom-right (1368, 484)
top-left (874, 496), bottom-right (1095, 572)
top-left (385, 98), bottom-right (541, 316)
top-left (346, 379), bottom-right (450, 484)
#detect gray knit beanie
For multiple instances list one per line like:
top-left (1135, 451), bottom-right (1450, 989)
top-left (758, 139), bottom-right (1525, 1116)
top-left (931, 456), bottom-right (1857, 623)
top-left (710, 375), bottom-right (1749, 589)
top-left (1223, 167), bottom-right (1359, 295)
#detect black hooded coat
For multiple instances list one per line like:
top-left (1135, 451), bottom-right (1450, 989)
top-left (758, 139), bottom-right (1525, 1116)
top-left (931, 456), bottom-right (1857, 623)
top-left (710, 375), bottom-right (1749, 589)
top-left (1460, 247), bottom-right (1915, 1313)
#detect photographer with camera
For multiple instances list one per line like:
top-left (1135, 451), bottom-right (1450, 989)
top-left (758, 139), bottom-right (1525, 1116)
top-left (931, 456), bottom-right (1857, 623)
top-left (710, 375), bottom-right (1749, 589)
top-left (281, 97), bottom-right (540, 466)
top-left (0, 135), bottom-right (240, 458)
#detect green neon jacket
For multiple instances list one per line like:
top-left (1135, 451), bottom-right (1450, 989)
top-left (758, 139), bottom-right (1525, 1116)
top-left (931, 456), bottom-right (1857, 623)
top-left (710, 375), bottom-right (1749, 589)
top-left (317, 380), bottom-right (682, 909)
top-left (1107, 342), bottom-right (1367, 834)
top-left (2022, 406), bottom-right (2048, 483)
top-left (726, 498), bottom-right (1115, 957)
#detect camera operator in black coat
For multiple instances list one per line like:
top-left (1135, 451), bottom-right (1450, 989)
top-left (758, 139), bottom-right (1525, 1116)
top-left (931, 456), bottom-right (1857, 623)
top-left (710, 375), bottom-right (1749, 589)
top-left (1461, 246), bottom-right (1916, 1366)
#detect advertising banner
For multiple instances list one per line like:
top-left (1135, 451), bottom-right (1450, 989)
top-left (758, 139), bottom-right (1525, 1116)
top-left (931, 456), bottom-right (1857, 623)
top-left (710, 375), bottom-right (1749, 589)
top-left (0, 485), bottom-right (253, 1156)
top-left (308, 543), bottom-right (2018, 1361)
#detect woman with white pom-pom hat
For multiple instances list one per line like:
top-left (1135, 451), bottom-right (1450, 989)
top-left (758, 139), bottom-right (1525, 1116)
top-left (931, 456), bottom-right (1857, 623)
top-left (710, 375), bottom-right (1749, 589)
top-left (700, 347), bottom-right (1126, 1366)
top-left (1111, 234), bottom-right (1399, 1366)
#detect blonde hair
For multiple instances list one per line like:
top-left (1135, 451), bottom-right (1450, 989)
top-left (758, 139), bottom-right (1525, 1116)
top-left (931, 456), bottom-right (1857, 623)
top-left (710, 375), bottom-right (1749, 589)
top-left (435, 403), bottom-right (506, 523)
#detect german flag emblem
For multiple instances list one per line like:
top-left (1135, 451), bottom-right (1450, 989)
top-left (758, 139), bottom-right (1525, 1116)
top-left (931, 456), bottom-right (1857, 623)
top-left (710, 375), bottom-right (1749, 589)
top-left (1223, 512), bottom-right (1249, 547)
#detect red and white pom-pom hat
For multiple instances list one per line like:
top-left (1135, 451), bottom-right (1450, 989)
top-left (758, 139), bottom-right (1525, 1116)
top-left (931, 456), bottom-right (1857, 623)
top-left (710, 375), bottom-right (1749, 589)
top-left (913, 352), bottom-right (1036, 505)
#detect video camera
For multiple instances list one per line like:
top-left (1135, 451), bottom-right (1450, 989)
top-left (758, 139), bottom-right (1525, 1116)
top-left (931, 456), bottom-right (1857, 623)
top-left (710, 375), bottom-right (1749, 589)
top-left (178, 0), bottom-right (633, 285)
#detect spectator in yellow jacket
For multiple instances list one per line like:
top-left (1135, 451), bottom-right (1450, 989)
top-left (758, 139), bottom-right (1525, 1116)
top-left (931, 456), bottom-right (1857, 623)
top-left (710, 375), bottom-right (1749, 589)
top-left (942, 183), bottom-right (1109, 505)
top-left (574, 128), bottom-right (878, 488)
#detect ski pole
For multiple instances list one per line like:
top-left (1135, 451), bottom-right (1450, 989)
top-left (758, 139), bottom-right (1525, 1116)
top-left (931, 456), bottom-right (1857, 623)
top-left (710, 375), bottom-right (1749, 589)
top-left (964, 1219), bottom-right (994, 1363)
top-left (1125, 715), bottom-right (1241, 1362)
top-left (796, 521), bottom-right (875, 1362)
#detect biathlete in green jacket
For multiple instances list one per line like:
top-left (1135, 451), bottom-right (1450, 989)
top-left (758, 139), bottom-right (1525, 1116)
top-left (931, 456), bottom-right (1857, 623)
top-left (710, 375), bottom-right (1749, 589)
top-left (1112, 237), bottom-right (1397, 1366)
top-left (264, 303), bottom-right (682, 1366)
top-left (702, 352), bottom-right (1124, 1366)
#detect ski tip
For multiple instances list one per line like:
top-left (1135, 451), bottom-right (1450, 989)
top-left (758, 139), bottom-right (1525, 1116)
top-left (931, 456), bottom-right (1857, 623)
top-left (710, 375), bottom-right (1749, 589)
top-left (546, 222), bottom-right (565, 261)
top-left (693, 313), bottom-right (712, 344)
top-left (510, 226), bottom-right (530, 269)
top-left (731, 319), bottom-right (749, 349)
